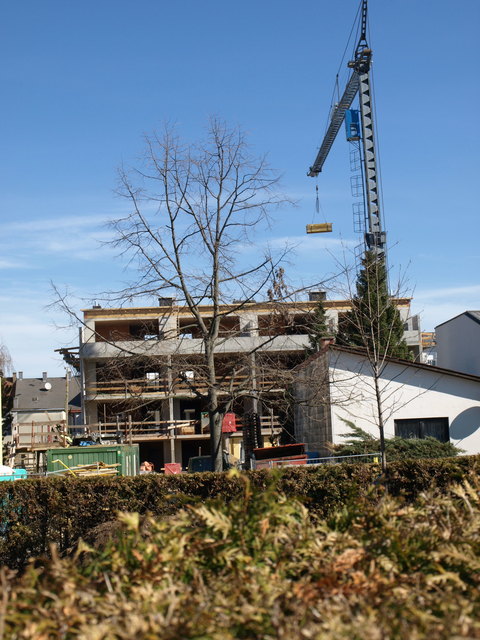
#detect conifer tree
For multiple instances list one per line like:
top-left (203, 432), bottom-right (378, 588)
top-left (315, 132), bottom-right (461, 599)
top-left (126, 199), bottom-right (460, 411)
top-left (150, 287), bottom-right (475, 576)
top-left (334, 250), bottom-right (412, 473)
top-left (307, 298), bottom-right (329, 355)
top-left (337, 250), bottom-right (410, 360)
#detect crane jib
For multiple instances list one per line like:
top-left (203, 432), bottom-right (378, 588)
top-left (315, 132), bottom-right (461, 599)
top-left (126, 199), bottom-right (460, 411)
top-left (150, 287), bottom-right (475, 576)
top-left (306, 0), bottom-right (386, 257)
top-left (308, 71), bottom-right (359, 177)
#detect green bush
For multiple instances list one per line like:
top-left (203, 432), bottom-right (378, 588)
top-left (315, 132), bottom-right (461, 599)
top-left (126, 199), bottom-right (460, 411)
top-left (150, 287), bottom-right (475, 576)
top-left (0, 456), bottom-right (479, 571)
top-left (333, 420), bottom-right (463, 460)
top-left (2, 471), bottom-right (480, 639)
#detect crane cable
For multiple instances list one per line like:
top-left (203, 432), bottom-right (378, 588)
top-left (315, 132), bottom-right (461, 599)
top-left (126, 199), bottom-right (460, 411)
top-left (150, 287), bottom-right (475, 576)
top-left (312, 180), bottom-right (330, 226)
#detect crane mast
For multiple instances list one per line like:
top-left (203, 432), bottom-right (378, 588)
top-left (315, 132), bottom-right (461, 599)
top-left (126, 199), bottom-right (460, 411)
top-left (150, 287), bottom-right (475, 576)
top-left (308, 0), bottom-right (386, 257)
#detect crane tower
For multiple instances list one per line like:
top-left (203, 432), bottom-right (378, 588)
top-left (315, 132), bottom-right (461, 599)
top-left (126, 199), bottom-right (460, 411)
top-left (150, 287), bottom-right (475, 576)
top-left (308, 0), bottom-right (386, 258)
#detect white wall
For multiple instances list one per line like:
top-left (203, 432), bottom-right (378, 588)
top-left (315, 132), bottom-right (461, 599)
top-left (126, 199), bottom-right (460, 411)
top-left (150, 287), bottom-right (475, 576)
top-left (436, 314), bottom-right (480, 376)
top-left (329, 350), bottom-right (480, 455)
top-left (12, 410), bottom-right (66, 447)
top-left (13, 410), bottom-right (66, 428)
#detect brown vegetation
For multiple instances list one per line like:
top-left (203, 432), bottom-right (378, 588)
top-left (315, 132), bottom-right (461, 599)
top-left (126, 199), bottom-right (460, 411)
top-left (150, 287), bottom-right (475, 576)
top-left (1, 456), bottom-right (479, 573)
top-left (1, 469), bottom-right (480, 638)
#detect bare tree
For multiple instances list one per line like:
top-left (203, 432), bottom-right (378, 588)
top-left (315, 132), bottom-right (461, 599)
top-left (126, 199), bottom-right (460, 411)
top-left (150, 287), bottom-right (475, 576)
top-left (330, 251), bottom-right (417, 472)
top-left (105, 119), bottom-right (292, 470)
top-left (0, 343), bottom-right (12, 377)
top-left (0, 342), bottom-right (13, 466)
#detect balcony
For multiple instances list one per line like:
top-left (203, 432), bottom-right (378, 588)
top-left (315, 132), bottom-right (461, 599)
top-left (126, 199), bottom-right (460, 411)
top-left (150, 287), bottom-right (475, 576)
top-left (82, 415), bottom-right (281, 443)
top-left (11, 415), bottom-right (282, 450)
top-left (85, 372), bottom-right (288, 401)
top-left (80, 334), bottom-right (310, 360)
top-left (12, 421), bottom-right (71, 451)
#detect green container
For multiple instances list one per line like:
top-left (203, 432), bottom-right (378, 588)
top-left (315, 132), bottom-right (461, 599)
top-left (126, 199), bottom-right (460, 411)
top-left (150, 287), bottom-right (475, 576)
top-left (46, 444), bottom-right (139, 477)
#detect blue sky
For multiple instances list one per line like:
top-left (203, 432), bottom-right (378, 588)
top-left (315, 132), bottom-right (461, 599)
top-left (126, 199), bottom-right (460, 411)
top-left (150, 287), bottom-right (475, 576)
top-left (1, 0), bottom-right (479, 376)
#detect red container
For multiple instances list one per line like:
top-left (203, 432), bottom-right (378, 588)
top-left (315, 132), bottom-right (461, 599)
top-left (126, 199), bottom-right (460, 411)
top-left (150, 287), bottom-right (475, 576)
top-left (164, 462), bottom-right (182, 475)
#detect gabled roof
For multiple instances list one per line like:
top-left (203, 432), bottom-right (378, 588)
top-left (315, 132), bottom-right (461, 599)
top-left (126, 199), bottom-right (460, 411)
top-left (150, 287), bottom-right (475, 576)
top-left (467, 311), bottom-right (480, 324)
top-left (330, 344), bottom-right (480, 384)
top-left (435, 310), bottom-right (480, 330)
top-left (13, 376), bottom-right (81, 412)
top-left (297, 343), bottom-right (480, 385)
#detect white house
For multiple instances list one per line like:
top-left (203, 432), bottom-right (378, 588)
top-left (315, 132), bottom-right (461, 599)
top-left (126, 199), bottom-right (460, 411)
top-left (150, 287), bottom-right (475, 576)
top-left (436, 311), bottom-right (480, 377)
top-left (294, 344), bottom-right (480, 456)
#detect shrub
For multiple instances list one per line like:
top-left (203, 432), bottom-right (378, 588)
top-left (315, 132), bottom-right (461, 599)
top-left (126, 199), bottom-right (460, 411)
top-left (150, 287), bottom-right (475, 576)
top-left (333, 420), bottom-right (463, 460)
top-left (2, 471), bottom-right (480, 639)
top-left (0, 456), bottom-right (478, 570)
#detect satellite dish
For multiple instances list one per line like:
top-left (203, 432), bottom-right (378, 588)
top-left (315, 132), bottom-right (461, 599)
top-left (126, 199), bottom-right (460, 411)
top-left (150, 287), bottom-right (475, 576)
top-left (43, 382), bottom-right (52, 391)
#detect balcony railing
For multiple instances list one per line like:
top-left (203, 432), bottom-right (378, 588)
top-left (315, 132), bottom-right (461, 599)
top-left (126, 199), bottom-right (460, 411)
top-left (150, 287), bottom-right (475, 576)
top-left (84, 415), bottom-right (281, 442)
top-left (12, 421), bottom-right (70, 450)
top-left (10, 415), bottom-right (281, 450)
top-left (86, 374), bottom-right (287, 399)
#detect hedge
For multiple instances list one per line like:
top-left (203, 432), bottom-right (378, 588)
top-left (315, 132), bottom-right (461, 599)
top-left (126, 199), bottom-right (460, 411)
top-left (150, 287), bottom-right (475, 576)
top-left (4, 471), bottom-right (480, 639)
top-left (0, 455), bottom-right (478, 570)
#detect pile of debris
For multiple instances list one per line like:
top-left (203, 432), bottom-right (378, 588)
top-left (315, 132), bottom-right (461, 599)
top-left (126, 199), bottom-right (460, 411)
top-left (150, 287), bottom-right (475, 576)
top-left (48, 460), bottom-right (120, 477)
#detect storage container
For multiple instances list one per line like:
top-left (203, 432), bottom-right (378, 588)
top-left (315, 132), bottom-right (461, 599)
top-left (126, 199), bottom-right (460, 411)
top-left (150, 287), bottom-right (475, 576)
top-left (46, 444), bottom-right (139, 476)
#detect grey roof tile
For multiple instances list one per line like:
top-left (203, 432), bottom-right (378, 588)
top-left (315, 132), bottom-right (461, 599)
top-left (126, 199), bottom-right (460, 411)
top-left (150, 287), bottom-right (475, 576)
top-left (13, 376), bottom-right (80, 411)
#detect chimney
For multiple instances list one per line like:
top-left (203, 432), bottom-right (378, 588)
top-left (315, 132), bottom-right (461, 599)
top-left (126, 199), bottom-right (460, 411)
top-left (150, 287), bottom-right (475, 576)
top-left (158, 297), bottom-right (174, 307)
top-left (309, 291), bottom-right (326, 302)
top-left (42, 372), bottom-right (48, 382)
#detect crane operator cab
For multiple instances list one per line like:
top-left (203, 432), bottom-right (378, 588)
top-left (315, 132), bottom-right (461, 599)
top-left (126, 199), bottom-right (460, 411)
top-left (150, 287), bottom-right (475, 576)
top-left (345, 109), bottom-right (361, 142)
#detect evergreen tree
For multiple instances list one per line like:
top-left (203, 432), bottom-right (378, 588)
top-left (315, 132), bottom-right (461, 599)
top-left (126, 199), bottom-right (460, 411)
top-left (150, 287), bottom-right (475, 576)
top-left (306, 298), bottom-right (329, 355)
top-left (337, 250), bottom-right (410, 360)
top-left (333, 419), bottom-right (462, 460)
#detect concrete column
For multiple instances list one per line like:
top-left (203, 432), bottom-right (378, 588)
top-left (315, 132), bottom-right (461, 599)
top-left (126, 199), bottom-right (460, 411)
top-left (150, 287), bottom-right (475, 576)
top-left (83, 360), bottom-right (98, 425)
top-left (83, 319), bottom-right (96, 343)
top-left (167, 355), bottom-right (175, 463)
top-left (239, 311), bottom-right (258, 336)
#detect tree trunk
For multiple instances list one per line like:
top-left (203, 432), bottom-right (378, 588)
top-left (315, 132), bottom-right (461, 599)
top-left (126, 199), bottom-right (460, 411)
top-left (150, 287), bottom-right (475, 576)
top-left (206, 345), bottom-right (223, 472)
top-left (208, 388), bottom-right (223, 472)
top-left (374, 373), bottom-right (387, 473)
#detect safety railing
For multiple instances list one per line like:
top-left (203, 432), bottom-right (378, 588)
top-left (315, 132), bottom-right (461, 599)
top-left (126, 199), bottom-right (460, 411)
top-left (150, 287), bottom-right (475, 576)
top-left (261, 452), bottom-right (382, 469)
top-left (12, 421), bottom-right (70, 450)
top-left (77, 414), bottom-right (281, 442)
top-left (85, 374), bottom-right (286, 398)
top-left (10, 414), bottom-right (281, 450)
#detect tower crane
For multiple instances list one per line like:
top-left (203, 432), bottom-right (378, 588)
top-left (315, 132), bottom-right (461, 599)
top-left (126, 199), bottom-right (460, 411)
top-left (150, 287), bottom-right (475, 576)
top-left (307, 0), bottom-right (386, 258)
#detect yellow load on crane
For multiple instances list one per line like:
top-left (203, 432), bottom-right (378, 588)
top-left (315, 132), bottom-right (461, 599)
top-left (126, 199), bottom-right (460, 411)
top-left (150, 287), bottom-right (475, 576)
top-left (306, 223), bottom-right (333, 234)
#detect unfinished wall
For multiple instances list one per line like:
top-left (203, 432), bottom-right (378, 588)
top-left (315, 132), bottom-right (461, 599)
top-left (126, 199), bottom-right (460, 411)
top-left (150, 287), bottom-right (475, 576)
top-left (293, 352), bottom-right (332, 455)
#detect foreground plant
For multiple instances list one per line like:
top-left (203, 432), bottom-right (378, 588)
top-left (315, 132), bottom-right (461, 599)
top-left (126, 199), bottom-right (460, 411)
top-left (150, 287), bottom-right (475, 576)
top-left (2, 471), bottom-right (480, 639)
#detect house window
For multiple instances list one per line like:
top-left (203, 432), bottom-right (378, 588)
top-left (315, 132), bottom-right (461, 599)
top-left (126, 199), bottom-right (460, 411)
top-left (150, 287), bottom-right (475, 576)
top-left (394, 417), bottom-right (449, 442)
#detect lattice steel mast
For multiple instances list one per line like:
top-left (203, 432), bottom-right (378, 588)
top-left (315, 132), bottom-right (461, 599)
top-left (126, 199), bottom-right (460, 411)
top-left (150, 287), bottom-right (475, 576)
top-left (308, 0), bottom-right (386, 258)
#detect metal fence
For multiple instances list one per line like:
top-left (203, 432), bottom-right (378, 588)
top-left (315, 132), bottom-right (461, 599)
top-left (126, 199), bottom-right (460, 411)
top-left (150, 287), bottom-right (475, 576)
top-left (261, 452), bottom-right (382, 469)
